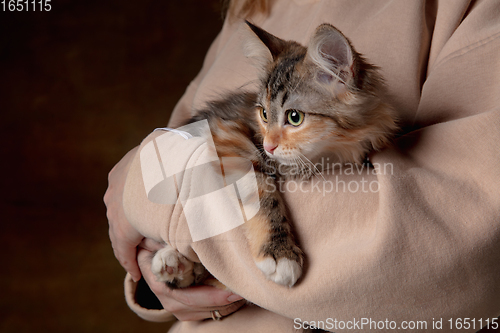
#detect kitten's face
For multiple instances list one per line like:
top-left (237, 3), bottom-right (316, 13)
top-left (255, 52), bottom-right (342, 165)
top-left (246, 22), bottom-right (396, 167)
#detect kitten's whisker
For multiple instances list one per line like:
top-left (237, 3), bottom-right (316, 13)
top-left (299, 153), bottom-right (326, 182)
top-left (294, 156), bottom-right (304, 174)
top-left (292, 156), bottom-right (306, 178)
top-left (294, 155), bottom-right (310, 179)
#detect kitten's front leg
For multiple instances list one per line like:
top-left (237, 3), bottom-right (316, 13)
top-left (245, 173), bottom-right (304, 287)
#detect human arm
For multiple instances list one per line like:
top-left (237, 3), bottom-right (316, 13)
top-left (105, 148), bottom-right (245, 321)
top-left (103, 27), bottom-right (249, 321)
top-left (121, 0), bottom-right (500, 330)
top-left (105, 146), bottom-right (143, 282)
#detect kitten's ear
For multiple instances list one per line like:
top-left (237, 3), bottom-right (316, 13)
top-left (243, 21), bottom-right (287, 65)
top-left (306, 24), bottom-right (355, 89)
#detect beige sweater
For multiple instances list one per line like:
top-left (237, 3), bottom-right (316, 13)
top-left (122, 0), bottom-right (500, 332)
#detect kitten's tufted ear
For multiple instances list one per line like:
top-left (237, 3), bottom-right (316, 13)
top-left (306, 24), bottom-right (355, 89)
top-left (243, 21), bottom-right (287, 66)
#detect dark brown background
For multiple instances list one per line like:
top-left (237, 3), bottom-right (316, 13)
top-left (0, 1), bottom-right (221, 332)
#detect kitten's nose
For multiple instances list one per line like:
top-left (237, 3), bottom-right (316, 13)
top-left (264, 142), bottom-right (278, 154)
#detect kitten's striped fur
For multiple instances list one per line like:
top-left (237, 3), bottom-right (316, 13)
top-left (151, 22), bottom-right (397, 288)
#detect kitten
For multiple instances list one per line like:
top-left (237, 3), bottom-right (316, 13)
top-left (150, 22), bottom-right (397, 289)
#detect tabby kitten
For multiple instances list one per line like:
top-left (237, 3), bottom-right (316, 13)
top-left (150, 22), bottom-right (397, 288)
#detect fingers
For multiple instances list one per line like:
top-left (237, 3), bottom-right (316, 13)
top-left (111, 238), bottom-right (163, 281)
top-left (137, 248), bottom-right (245, 321)
top-left (210, 299), bottom-right (246, 317)
top-left (110, 229), bottom-right (142, 282)
top-left (139, 238), bottom-right (165, 252)
top-left (138, 249), bottom-right (243, 307)
top-left (104, 147), bottom-right (144, 281)
top-left (174, 299), bottom-right (246, 321)
top-left (157, 299), bottom-right (246, 321)
top-left (169, 285), bottom-right (244, 308)
top-left (121, 252), bottom-right (142, 283)
top-left (108, 212), bottom-right (144, 281)
top-left (156, 299), bottom-right (246, 322)
top-left (116, 238), bottom-right (162, 281)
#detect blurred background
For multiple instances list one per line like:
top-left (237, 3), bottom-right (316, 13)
top-left (0, 0), bottom-right (222, 332)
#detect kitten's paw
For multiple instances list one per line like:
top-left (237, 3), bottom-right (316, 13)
top-left (151, 245), bottom-right (195, 288)
top-left (256, 257), bottom-right (302, 287)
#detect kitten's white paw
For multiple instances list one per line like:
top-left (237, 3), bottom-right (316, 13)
top-left (151, 245), bottom-right (195, 288)
top-left (256, 257), bottom-right (302, 287)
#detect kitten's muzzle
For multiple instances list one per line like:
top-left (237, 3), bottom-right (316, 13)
top-left (264, 142), bottom-right (278, 154)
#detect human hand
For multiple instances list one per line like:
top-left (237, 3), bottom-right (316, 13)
top-left (104, 147), bottom-right (144, 282)
top-left (137, 241), bottom-right (246, 321)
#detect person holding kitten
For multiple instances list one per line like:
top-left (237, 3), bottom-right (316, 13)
top-left (104, 0), bottom-right (500, 332)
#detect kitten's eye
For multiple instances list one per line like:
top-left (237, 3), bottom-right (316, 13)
top-left (287, 110), bottom-right (305, 126)
top-left (259, 107), bottom-right (268, 123)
